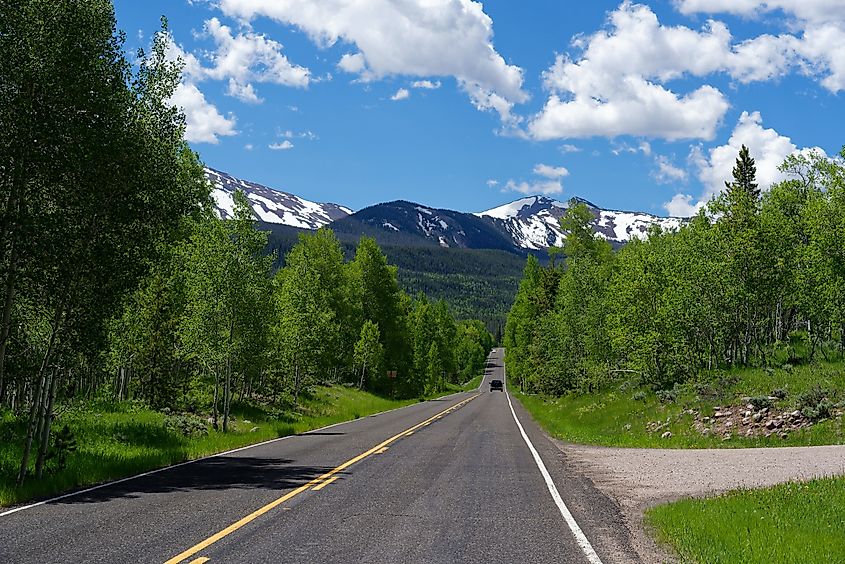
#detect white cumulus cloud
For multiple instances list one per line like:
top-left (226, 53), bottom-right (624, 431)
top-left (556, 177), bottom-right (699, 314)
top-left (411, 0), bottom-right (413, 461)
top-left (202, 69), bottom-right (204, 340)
top-left (201, 18), bottom-right (310, 99)
top-left (504, 179), bottom-right (564, 196)
top-left (559, 144), bottom-right (582, 154)
top-left (217, 0), bottom-right (528, 121)
top-left (653, 155), bottom-right (688, 184)
top-left (665, 110), bottom-right (827, 215)
top-left (170, 82), bottom-right (237, 144)
top-left (677, 0), bottom-right (845, 92)
top-left (503, 163), bottom-right (570, 195)
top-left (664, 193), bottom-right (703, 216)
top-left (533, 163), bottom-right (570, 179)
top-left (525, 2), bottom-right (823, 142)
top-left (338, 52), bottom-right (367, 74)
top-left (269, 140), bottom-right (295, 150)
top-left (528, 3), bottom-right (741, 141)
top-left (412, 80), bottom-right (442, 89)
top-left (164, 35), bottom-right (237, 144)
top-left (674, 0), bottom-right (845, 25)
top-left (391, 88), bottom-right (410, 101)
top-left (226, 78), bottom-right (262, 103)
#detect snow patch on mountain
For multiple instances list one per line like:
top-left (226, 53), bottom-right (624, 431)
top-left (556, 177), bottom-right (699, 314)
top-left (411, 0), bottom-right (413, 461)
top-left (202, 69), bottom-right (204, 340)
top-left (595, 209), bottom-right (683, 242)
top-left (478, 196), bottom-right (567, 221)
top-left (414, 206), bottom-right (454, 239)
top-left (205, 167), bottom-right (352, 229)
top-left (477, 196), bottom-right (683, 249)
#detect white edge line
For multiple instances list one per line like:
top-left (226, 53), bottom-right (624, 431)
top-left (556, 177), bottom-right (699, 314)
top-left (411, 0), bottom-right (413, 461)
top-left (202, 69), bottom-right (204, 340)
top-left (503, 356), bottom-right (604, 564)
top-left (0, 391), bottom-right (473, 518)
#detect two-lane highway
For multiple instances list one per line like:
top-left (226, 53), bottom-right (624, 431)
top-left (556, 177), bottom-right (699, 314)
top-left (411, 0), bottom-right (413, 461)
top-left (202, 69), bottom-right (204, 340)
top-left (1, 349), bottom-right (640, 563)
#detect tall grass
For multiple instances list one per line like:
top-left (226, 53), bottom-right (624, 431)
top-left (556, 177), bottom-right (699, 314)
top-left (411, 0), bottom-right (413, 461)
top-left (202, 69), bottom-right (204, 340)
top-left (461, 374), bottom-right (483, 391)
top-left (647, 477), bottom-right (845, 563)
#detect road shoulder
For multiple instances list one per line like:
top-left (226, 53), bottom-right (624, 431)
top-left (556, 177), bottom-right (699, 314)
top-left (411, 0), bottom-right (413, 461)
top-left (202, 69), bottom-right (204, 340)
top-left (507, 393), bottom-right (645, 563)
top-left (553, 441), bottom-right (845, 563)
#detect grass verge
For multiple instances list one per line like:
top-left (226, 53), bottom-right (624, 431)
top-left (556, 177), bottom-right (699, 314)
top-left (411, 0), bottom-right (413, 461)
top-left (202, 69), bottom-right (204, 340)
top-left (0, 384), bottom-right (451, 507)
top-left (646, 476), bottom-right (845, 563)
top-left (461, 374), bottom-right (483, 391)
top-left (511, 360), bottom-right (845, 448)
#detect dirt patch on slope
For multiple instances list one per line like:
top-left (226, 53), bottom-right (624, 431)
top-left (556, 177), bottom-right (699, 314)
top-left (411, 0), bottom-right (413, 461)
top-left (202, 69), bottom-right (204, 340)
top-left (556, 441), bottom-right (845, 563)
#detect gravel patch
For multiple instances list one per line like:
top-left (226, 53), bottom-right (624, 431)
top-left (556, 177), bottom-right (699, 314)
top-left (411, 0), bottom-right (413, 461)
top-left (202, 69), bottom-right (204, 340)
top-left (555, 441), bottom-right (845, 563)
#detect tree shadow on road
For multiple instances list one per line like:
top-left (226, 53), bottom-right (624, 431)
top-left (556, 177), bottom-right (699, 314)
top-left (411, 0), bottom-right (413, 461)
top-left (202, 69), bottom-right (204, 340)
top-left (48, 455), bottom-right (348, 506)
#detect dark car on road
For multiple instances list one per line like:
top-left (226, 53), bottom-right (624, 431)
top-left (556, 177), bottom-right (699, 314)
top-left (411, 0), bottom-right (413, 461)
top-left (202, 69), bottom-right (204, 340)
top-left (489, 379), bottom-right (504, 392)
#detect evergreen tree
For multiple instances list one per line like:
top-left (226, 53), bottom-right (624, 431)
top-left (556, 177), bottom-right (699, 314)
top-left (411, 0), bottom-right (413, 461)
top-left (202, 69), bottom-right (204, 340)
top-left (725, 144), bottom-right (760, 201)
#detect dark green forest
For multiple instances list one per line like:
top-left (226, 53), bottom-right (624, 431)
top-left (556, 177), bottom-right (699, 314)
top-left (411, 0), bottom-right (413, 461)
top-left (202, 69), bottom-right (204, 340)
top-left (263, 224), bottom-right (525, 334)
top-left (0, 2), bottom-right (492, 488)
top-left (506, 145), bottom-right (845, 396)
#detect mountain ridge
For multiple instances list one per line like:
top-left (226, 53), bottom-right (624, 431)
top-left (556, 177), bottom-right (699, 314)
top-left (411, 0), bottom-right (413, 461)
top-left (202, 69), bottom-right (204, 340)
top-left (206, 167), bottom-right (352, 229)
top-left (204, 167), bottom-right (684, 252)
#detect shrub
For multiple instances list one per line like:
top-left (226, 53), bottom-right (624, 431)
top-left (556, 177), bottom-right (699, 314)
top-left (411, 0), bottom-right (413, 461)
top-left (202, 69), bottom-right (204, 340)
top-left (656, 389), bottom-right (678, 403)
top-left (802, 401), bottom-right (834, 421)
top-left (46, 425), bottom-right (77, 473)
top-left (748, 396), bottom-right (773, 410)
top-left (164, 413), bottom-right (209, 438)
top-left (632, 391), bottom-right (647, 402)
top-left (797, 387), bottom-right (834, 421)
top-left (693, 383), bottom-right (720, 401)
top-left (771, 388), bottom-right (788, 400)
top-left (618, 379), bottom-right (636, 393)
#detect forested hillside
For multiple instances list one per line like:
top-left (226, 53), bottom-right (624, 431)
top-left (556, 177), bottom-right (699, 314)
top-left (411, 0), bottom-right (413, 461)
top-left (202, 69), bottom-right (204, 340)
top-left (262, 223), bottom-right (524, 333)
top-left (0, 2), bottom-right (492, 493)
top-left (506, 145), bottom-right (845, 395)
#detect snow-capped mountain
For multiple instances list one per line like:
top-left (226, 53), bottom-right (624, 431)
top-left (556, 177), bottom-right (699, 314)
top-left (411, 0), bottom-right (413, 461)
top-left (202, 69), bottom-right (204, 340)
top-left (331, 200), bottom-right (517, 252)
top-left (475, 196), bottom-right (684, 249)
top-left (205, 167), bottom-right (352, 229)
top-left (203, 166), bottom-right (683, 252)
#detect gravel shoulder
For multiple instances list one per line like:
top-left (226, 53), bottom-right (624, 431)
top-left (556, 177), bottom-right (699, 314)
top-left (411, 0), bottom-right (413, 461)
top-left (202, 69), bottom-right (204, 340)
top-left (554, 441), bottom-right (845, 563)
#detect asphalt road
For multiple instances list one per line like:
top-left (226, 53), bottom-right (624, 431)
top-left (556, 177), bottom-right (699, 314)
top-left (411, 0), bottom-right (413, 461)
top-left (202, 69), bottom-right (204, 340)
top-left (1, 348), bottom-right (640, 563)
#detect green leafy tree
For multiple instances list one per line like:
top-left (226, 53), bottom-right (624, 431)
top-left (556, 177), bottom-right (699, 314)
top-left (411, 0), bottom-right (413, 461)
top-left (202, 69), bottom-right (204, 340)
top-left (350, 237), bottom-right (406, 383)
top-left (354, 321), bottom-right (383, 389)
top-left (271, 228), bottom-right (349, 403)
top-left (181, 192), bottom-right (273, 430)
top-left (1, 4), bottom-right (207, 483)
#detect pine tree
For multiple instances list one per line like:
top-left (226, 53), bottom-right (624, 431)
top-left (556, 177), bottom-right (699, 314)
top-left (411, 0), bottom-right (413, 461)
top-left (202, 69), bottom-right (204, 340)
top-left (725, 144), bottom-right (760, 201)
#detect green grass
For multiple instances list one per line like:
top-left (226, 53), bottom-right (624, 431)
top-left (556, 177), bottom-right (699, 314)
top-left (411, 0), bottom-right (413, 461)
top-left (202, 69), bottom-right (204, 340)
top-left (461, 374), bottom-right (483, 391)
top-left (646, 477), bottom-right (845, 563)
top-left (0, 385), bottom-right (441, 507)
top-left (512, 360), bottom-right (845, 448)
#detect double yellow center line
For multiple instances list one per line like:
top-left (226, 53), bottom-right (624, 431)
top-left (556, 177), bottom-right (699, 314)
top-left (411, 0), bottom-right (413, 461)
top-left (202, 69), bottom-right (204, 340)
top-left (165, 393), bottom-right (480, 564)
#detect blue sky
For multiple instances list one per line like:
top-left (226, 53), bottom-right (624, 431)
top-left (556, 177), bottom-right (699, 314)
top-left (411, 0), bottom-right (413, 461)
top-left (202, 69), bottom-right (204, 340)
top-left (114, 0), bottom-right (844, 216)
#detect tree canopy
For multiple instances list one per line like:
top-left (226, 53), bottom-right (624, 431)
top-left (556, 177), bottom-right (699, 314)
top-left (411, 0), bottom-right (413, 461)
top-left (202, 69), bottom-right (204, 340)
top-left (506, 146), bottom-right (845, 395)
